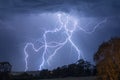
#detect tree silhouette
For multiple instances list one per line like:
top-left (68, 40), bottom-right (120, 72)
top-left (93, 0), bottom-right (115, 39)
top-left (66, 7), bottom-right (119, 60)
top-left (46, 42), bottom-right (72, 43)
top-left (11, 59), bottom-right (95, 79)
top-left (0, 62), bottom-right (12, 80)
top-left (38, 59), bottom-right (95, 79)
top-left (94, 38), bottom-right (120, 80)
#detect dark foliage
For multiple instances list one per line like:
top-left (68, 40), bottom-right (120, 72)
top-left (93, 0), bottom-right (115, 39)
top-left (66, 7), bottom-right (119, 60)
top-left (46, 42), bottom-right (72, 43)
top-left (94, 37), bottom-right (120, 80)
top-left (15, 59), bottom-right (96, 79)
top-left (46, 59), bottom-right (97, 78)
top-left (0, 62), bottom-right (12, 80)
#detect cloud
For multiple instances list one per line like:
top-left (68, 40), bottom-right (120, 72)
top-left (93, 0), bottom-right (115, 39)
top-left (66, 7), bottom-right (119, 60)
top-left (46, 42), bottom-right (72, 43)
top-left (0, 0), bottom-right (120, 17)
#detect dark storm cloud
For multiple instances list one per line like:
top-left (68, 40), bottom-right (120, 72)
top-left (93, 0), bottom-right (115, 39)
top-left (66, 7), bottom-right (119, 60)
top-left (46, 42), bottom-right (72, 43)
top-left (0, 21), bottom-right (18, 58)
top-left (0, 0), bottom-right (120, 17)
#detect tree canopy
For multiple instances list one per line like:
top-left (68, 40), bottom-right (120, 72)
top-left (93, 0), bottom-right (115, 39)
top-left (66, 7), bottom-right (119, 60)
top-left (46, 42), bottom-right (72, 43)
top-left (94, 38), bottom-right (120, 80)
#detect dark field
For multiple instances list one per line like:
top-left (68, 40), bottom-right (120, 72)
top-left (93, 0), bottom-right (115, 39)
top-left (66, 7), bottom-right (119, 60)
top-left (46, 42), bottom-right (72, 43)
top-left (40, 76), bottom-right (96, 80)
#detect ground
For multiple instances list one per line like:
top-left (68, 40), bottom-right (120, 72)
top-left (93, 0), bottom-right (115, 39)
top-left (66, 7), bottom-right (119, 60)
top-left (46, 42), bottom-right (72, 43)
top-left (40, 76), bottom-right (96, 80)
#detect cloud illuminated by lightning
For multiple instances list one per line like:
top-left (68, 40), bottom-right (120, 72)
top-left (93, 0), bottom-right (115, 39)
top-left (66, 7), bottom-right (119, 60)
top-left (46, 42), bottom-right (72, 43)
top-left (24, 12), bottom-right (107, 71)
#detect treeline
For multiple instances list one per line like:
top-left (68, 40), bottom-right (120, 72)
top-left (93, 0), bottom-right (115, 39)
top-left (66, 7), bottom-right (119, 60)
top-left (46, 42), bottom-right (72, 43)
top-left (39, 59), bottom-right (96, 79)
top-left (14, 59), bottom-right (97, 80)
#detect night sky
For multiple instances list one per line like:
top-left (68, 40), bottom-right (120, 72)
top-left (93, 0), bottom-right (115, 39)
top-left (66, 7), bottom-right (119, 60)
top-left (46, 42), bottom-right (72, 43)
top-left (0, 0), bottom-right (120, 71)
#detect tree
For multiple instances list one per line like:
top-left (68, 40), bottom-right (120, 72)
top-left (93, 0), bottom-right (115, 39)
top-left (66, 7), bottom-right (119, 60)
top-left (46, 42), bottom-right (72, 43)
top-left (94, 38), bottom-right (120, 80)
top-left (39, 69), bottom-right (50, 79)
top-left (0, 62), bottom-right (12, 80)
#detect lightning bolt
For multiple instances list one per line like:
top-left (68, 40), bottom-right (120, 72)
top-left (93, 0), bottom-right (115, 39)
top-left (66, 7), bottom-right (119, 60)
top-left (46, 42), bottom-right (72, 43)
top-left (24, 12), bottom-right (107, 71)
